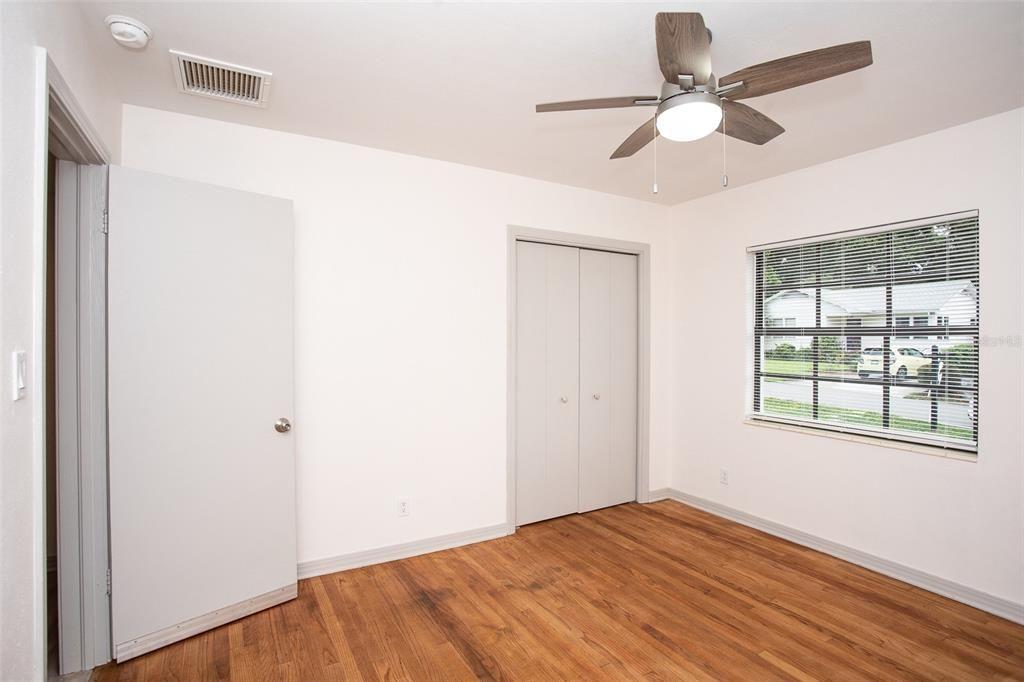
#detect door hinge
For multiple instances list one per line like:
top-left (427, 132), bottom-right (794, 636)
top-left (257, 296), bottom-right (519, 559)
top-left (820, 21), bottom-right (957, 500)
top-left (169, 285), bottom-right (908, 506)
top-left (101, 209), bottom-right (109, 234)
top-left (106, 568), bottom-right (112, 596)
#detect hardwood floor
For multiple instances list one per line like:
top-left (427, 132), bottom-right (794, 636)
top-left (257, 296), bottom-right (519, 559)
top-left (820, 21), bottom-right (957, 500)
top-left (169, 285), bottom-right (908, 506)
top-left (92, 501), bottom-right (1024, 681)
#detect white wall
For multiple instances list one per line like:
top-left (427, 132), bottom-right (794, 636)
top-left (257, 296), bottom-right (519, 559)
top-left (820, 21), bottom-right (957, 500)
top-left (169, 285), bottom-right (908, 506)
top-left (119, 105), bottom-right (674, 566)
top-left (1, 8), bottom-right (1018, 677)
top-left (669, 109), bottom-right (1024, 605)
top-left (0, 2), bottom-right (120, 679)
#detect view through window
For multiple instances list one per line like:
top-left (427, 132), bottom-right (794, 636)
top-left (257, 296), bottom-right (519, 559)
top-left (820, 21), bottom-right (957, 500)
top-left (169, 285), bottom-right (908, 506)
top-left (750, 212), bottom-right (979, 452)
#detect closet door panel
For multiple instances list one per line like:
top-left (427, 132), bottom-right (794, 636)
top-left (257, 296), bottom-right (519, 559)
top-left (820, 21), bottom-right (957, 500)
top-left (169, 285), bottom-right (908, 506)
top-left (579, 250), bottom-right (637, 512)
top-left (515, 242), bottom-right (580, 525)
top-left (607, 252), bottom-right (639, 504)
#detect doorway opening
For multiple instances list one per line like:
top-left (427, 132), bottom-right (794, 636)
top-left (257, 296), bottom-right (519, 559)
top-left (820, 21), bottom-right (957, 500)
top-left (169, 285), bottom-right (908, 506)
top-left (44, 57), bottom-right (113, 678)
top-left (46, 150), bottom-right (59, 681)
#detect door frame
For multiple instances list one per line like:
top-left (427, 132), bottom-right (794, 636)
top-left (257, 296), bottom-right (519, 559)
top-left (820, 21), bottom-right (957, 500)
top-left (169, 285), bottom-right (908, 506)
top-left (45, 51), bottom-right (113, 674)
top-left (55, 162), bottom-right (111, 674)
top-left (506, 225), bottom-right (652, 532)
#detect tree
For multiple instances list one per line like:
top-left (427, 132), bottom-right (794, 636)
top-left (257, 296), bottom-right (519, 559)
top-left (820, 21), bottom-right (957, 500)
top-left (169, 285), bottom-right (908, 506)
top-left (816, 336), bottom-right (842, 363)
top-left (760, 221), bottom-right (978, 291)
top-left (767, 343), bottom-right (796, 360)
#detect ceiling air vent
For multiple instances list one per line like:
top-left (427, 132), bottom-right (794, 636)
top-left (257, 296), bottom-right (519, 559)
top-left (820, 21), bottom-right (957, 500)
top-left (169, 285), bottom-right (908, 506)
top-left (170, 50), bottom-right (272, 108)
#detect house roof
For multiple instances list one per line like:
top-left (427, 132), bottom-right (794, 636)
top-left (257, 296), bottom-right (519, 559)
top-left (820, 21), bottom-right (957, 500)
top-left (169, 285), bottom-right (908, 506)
top-left (766, 280), bottom-right (974, 315)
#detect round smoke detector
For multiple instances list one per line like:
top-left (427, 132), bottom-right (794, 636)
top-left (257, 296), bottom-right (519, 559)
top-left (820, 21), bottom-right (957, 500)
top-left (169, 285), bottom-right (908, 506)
top-left (105, 15), bottom-right (151, 49)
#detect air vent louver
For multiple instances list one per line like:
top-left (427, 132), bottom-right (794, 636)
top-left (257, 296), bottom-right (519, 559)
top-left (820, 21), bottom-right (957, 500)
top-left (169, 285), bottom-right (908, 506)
top-left (170, 50), bottom-right (271, 108)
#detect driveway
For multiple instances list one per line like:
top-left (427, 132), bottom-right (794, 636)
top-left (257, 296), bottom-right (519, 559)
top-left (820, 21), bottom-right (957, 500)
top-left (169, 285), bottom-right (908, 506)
top-left (763, 378), bottom-right (973, 429)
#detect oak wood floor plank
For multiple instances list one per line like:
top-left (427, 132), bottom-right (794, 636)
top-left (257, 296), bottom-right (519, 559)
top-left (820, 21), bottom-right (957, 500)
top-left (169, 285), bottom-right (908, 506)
top-left (612, 504), bottom-right (997, 680)
top-left (368, 558), bottom-right (478, 681)
top-left (428, 543), bottom-right (613, 679)
top-left (157, 633), bottom-right (187, 681)
top-left (460, 541), bottom-right (679, 680)
top-left (320, 567), bottom-right (402, 681)
top-left (181, 629), bottom-right (215, 682)
top-left (306, 576), bottom-right (366, 680)
top-left (758, 649), bottom-right (821, 682)
top-left (578, 510), bottom-right (884, 680)
top-left (636, 503), bottom-right (1024, 679)
top-left (90, 501), bottom-right (1024, 681)
top-left (399, 550), bottom-right (561, 679)
top-left (361, 562), bottom-right (450, 681)
top-left (518, 513), bottom-right (794, 680)
top-left (277, 579), bottom-right (340, 680)
top-left (229, 608), bottom-right (282, 682)
top-left (209, 626), bottom-right (231, 681)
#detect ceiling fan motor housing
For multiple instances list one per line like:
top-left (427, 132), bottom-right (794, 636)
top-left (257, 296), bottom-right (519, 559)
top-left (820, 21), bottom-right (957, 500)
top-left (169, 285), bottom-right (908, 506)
top-left (659, 77), bottom-right (717, 101)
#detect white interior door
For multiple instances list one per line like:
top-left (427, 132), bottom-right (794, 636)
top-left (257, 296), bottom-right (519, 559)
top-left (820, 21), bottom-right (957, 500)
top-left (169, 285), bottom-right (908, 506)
top-left (107, 167), bottom-right (296, 661)
top-left (515, 241), bottom-right (579, 525)
top-left (579, 249), bottom-right (638, 512)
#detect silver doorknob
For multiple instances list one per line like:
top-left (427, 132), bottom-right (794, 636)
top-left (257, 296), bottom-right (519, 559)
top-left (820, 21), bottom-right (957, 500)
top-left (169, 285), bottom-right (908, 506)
top-left (593, 393), bottom-right (601, 400)
top-left (274, 417), bottom-right (292, 433)
top-left (560, 397), bottom-right (568, 403)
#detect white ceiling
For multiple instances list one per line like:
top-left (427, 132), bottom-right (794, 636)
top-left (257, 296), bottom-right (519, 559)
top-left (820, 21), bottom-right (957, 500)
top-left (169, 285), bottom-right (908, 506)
top-left (79, 2), bottom-right (1023, 205)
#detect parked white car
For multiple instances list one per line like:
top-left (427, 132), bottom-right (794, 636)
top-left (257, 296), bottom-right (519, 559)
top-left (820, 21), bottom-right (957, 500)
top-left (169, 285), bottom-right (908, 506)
top-left (857, 347), bottom-right (938, 380)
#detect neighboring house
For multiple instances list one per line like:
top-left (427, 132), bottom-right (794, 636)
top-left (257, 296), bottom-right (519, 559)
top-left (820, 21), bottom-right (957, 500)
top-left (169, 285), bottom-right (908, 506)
top-left (764, 280), bottom-right (977, 352)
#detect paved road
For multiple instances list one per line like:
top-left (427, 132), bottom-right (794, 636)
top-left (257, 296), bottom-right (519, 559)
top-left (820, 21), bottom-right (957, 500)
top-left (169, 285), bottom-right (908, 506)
top-left (763, 378), bottom-right (972, 429)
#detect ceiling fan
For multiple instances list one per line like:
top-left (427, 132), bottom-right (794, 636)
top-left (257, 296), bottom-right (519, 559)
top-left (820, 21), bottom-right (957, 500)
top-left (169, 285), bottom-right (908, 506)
top-left (536, 13), bottom-right (872, 159)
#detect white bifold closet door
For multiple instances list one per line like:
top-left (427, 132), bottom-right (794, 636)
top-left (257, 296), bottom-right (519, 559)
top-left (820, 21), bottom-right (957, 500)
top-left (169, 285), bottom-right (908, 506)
top-left (515, 241), bottom-right (637, 526)
top-left (516, 242), bottom-right (580, 525)
top-left (579, 249), bottom-right (638, 512)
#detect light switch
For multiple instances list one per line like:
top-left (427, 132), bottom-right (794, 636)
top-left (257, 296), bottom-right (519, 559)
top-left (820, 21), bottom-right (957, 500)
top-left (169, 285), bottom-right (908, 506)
top-left (11, 351), bottom-right (26, 401)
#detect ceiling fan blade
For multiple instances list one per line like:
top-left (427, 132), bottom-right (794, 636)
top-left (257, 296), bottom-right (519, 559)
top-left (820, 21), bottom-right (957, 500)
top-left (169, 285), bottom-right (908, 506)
top-left (610, 118), bottom-right (657, 159)
top-left (718, 41), bottom-right (872, 100)
top-left (719, 100), bottom-right (784, 145)
top-left (536, 96), bottom-right (658, 113)
top-left (655, 13), bottom-right (712, 86)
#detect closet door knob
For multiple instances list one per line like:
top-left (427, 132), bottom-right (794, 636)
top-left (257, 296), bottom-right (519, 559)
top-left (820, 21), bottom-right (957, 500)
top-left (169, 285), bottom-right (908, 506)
top-left (560, 396), bottom-right (568, 403)
top-left (593, 393), bottom-right (601, 400)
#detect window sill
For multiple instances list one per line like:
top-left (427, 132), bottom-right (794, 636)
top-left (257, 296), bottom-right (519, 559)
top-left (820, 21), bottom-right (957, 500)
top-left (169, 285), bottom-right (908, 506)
top-left (743, 417), bottom-right (978, 462)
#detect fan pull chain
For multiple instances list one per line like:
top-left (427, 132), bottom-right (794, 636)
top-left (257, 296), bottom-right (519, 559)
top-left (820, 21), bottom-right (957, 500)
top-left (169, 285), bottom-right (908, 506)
top-left (652, 129), bottom-right (659, 195)
top-left (721, 106), bottom-right (729, 188)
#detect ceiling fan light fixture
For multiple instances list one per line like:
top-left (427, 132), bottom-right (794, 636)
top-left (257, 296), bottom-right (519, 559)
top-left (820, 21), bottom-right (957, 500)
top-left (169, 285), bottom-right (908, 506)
top-left (655, 91), bottom-right (722, 142)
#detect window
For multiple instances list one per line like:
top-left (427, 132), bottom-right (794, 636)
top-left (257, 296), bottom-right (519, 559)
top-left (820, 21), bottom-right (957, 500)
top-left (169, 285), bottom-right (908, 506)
top-left (768, 317), bottom-right (797, 327)
top-left (751, 212), bottom-right (979, 453)
top-left (896, 315), bottom-right (930, 339)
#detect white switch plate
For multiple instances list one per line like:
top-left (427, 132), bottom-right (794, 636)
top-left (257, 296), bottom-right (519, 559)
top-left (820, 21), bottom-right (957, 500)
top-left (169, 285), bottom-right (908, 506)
top-left (719, 469), bottom-right (729, 486)
top-left (398, 500), bottom-right (410, 517)
top-left (11, 351), bottom-right (26, 401)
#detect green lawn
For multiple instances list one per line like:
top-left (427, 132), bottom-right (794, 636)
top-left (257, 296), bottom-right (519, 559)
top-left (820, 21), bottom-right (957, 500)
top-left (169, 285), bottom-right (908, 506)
top-left (763, 397), bottom-right (974, 440)
top-left (763, 359), bottom-right (852, 377)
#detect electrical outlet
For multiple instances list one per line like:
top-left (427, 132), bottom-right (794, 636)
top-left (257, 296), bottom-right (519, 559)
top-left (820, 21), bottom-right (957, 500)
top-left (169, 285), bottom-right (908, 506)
top-left (398, 500), bottom-right (410, 517)
top-left (719, 469), bottom-right (729, 486)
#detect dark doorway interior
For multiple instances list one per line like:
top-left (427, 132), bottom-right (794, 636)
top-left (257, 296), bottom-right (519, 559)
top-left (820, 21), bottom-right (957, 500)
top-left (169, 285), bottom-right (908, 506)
top-left (46, 152), bottom-right (59, 680)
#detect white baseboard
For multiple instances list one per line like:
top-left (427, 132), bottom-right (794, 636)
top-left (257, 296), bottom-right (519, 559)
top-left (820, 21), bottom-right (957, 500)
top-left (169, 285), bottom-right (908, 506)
top-left (646, 488), bottom-right (676, 502)
top-left (297, 523), bottom-right (511, 580)
top-left (115, 583), bottom-right (297, 662)
top-left (647, 488), bottom-right (1024, 625)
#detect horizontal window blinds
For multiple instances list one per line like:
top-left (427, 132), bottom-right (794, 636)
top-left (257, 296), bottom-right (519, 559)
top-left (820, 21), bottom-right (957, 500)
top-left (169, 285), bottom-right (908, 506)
top-left (751, 212), bottom-right (979, 452)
